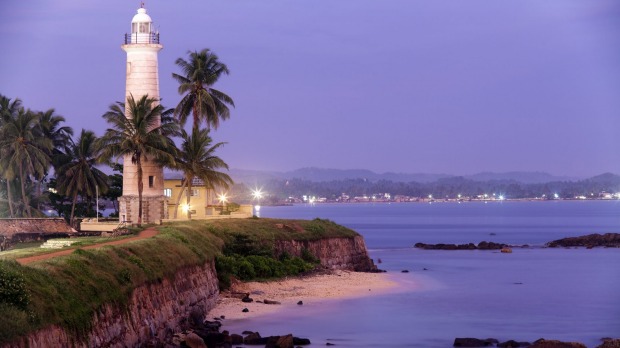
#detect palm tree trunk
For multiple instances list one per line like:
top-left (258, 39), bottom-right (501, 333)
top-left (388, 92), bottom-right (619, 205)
top-left (137, 156), bottom-right (143, 227)
top-left (18, 162), bottom-right (32, 217)
top-left (70, 193), bottom-right (78, 227)
top-left (173, 179), bottom-right (188, 219)
top-left (186, 180), bottom-right (192, 220)
top-left (6, 180), bottom-right (14, 218)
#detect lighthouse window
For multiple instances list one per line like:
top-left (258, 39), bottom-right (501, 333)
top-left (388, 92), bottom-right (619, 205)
top-left (139, 23), bottom-right (149, 33)
top-left (132, 23), bottom-right (137, 33)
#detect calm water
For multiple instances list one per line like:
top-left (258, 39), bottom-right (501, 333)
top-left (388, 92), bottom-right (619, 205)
top-left (225, 201), bottom-right (620, 347)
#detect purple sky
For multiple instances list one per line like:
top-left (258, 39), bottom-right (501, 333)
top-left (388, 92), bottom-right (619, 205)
top-left (1, 1), bottom-right (619, 178)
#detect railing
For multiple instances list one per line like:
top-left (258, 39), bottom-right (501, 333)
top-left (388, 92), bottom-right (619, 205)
top-left (124, 32), bottom-right (160, 45)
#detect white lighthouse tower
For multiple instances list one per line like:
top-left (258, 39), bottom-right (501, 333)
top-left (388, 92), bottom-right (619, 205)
top-left (118, 4), bottom-right (166, 224)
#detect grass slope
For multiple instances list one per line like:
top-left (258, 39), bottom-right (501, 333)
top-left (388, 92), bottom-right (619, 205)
top-left (0, 218), bottom-right (358, 344)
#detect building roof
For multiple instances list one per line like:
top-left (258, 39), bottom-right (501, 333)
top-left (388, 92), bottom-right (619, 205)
top-left (0, 218), bottom-right (76, 238)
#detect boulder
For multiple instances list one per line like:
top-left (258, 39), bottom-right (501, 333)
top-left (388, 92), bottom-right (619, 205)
top-left (453, 337), bottom-right (495, 347)
top-left (477, 241), bottom-right (505, 250)
top-left (242, 295), bottom-right (254, 303)
top-left (185, 332), bottom-right (207, 348)
top-left (597, 339), bottom-right (620, 348)
top-left (501, 248), bottom-right (513, 253)
top-left (272, 334), bottom-right (294, 348)
top-left (297, 301), bottom-right (304, 305)
top-left (530, 338), bottom-right (587, 348)
top-left (264, 299), bottom-right (282, 305)
top-left (230, 333), bottom-right (243, 344)
top-left (244, 331), bottom-right (267, 345)
top-left (293, 337), bottom-right (311, 345)
top-left (498, 340), bottom-right (531, 347)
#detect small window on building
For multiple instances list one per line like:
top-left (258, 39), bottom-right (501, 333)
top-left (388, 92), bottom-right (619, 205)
top-left (190, 189), bottom-right (200, 197)
top-left (149, 176), bottom-right (154, 188)
top-left (163, 188), bottom-right (172, 197)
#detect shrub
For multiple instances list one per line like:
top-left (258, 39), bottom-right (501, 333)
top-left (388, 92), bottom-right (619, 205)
top-left (0, 263), bottom-right (30, 310)
top-left (301, 248), bottom-right (319, 264)
top-left (236, 259), bottom-right (256, 280)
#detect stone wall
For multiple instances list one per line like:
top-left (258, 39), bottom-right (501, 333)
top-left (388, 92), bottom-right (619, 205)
top-left (6, 262), bottom-right (219, 348)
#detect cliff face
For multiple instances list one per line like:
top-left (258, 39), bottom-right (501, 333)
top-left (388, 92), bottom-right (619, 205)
top-left (274, 235), bottom-right (377, 271)
top-left (8, 235), bottom-right (376, 347)
top-left (8, 262), bottom-right (219, 348)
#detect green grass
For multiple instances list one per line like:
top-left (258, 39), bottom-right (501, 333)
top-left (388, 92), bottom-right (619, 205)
top-left (0, 234), bottom-right (139, 261)
top-left (0, 217), bottom-right (360, 345)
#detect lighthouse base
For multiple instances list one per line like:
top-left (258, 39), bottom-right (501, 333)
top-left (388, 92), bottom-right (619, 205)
top-left (119, 195), bottom-right (168, 225)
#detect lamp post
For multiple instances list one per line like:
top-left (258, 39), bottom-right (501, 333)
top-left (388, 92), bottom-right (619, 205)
top-left (218, 193), bottom-right (228, 214)
top-left (252, 188), bottom-right (263, 217)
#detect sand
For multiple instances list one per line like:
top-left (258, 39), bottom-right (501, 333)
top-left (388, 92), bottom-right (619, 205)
top-left (209, 270), bottom-right (403, 320)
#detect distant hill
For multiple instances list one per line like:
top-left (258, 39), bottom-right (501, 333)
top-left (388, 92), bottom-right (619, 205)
top-left (229, 167), bottom-right (585, 185)
top-left (465, 171), bottom-right (579, 184)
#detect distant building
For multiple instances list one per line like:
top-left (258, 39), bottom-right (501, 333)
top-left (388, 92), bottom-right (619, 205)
top-left (163, 177), bottom-right (252, 219)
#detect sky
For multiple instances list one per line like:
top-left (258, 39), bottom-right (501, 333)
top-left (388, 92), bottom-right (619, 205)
top-left (1, 1), bottom-right (619, 178)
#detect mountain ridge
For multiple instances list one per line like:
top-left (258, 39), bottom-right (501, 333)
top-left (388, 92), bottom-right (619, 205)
top-left (229, 167), bottom-right (586, 185)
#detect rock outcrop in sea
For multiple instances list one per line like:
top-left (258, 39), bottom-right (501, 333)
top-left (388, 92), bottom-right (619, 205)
top-left (415, 241), bottom-right (507, 250)
top-left (546, 233), bottom-right (620, 248)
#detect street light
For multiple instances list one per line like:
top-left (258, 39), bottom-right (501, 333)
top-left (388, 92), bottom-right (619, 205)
top-left (251, 188), bottom-right (264, 217)
top-left (218, 192), bottom-right (228, 213)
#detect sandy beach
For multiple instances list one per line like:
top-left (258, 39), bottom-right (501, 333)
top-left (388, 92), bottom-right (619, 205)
top-left (209, 270), bottom-right (403, 320)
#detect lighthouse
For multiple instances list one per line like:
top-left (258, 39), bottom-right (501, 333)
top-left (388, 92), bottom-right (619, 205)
top-left (118, 4), bottom-right (167, 224)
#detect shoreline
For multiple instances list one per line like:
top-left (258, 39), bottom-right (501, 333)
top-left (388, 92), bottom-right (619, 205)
top-left (209, 270), bottom-right (404, 321)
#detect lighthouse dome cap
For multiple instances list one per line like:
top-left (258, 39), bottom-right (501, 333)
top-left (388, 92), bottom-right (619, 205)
top-left (132, 7), bottom-right (152, 23)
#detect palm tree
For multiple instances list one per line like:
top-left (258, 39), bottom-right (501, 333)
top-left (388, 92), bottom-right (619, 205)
top-left (56, 130), bottom-right (109, 226)
top-left (0, 95), bottom-right (23, 217)
top-left (34, 109), bottom-right (74, 209)
top-left (0, 109), bottom-right (52, 217)
top-left (172, 49), bottom-right (235, 130)
top-left (98, 95), bottom-right (179, 227)
top-left (171, 128), bottom-right (233, 219)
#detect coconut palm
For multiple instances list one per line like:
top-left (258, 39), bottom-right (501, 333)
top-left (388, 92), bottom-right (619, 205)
top-left (56, 130), bottom-right (109, 225)
top-left (36, 109), bottom-right (74, 156)
top-left (32, 109), bottom-right (74, 209)
top-left (172, 48), bottom-right (235, 130)
top-left (0, 109), bottom-right (52, 217)
top-left (0, 95), bottom-right (23, 217)
top-left (98, 94), bottom-right (179, 226)
top-left (171, 128), bottom-right (233, 219)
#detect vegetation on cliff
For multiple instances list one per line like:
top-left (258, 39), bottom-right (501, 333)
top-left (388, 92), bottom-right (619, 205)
top-left (0, 218), bottom-right (359, 344)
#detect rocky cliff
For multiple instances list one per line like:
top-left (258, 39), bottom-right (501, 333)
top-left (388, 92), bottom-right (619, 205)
top-left (7, 262), bottom-right (219, 348)
top-left (6, 233), bottom-right (376, 347)
top-left (274, 235), bottom-right (377, 271)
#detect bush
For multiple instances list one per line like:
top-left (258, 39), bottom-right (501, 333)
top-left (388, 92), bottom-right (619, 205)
top-left (301, 248), bottom-right (319, 264)
top-left (0, 263), bottom-right (30, 310)
top-left (236, 260), bottom-right (256, 280)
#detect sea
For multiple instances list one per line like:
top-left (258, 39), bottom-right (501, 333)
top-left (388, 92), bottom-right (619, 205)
top-left (223, 201), bottom-right (620, 347)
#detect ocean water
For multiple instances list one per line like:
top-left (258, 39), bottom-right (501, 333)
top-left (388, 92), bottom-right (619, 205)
top-left (223, 201), bottom-right (620, 347)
